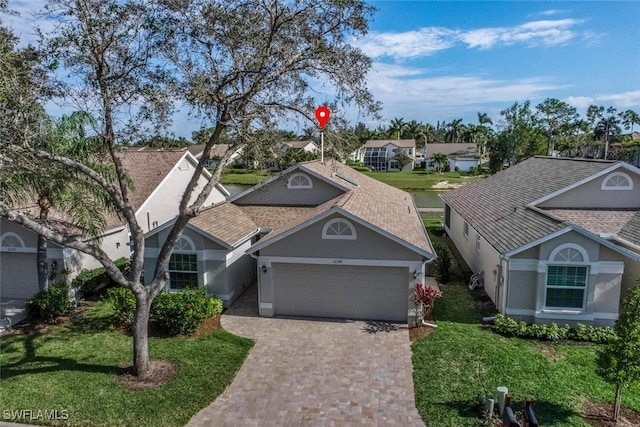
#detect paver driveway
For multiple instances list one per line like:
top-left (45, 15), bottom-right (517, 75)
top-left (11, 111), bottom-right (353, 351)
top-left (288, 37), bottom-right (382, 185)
top-left (186, 284), bottom-right (425, 427)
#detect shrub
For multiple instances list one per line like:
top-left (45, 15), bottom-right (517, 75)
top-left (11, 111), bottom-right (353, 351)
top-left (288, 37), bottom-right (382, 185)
top-left (72, 257), bottom-right (131, 293)
top-left (105, 287), bottom-right (136, 325)
top-left (351, 166), bottom-right (370, 172)
top-left (432, 242), bottom-right (452, 283)
top-left (27, 284), bottom-right (72, 321)
top-left (494, 313), bottom-right (614, 343)
top-left (151, 290), bottom-right (223, 336)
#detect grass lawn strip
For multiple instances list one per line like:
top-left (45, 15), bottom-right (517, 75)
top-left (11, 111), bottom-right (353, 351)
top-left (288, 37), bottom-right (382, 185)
top-left (0, 301), bottom-right (253, 427)
top-left (412, 283), bottom-right (640, 427)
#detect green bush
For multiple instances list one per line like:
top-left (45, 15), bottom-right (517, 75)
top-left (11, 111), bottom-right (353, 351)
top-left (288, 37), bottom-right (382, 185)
top-left (27, 284), bottom-right (72, 321)
top-left (72, 257), bottom-right (131, 293)
top-left (351, 166), bottom-right (370, 172)
top-left (494, 313), bottom-right (614, 343)
top-left (105, 287), bottom-right (136, 325)
top-left (433, 242), bottom-right (451, 284)
top-left (151, 290), bottom-right (223, 336)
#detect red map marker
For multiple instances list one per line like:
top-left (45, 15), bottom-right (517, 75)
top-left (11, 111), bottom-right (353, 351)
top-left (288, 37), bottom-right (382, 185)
top-left (315, 106), bottom-right (330, 129)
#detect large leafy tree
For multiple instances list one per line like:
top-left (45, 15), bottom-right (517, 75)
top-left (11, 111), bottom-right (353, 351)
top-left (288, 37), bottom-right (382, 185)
top-left (535, 98), bottom-right (579, 156)
top-left (597, 285), bottom-right (640, 422)
top-left (0, 0), bottom-right (377, 379)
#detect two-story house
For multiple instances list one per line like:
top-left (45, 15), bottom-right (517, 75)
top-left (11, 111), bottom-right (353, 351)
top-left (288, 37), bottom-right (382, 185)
top-left (363, 139), bottom-right (416, 172)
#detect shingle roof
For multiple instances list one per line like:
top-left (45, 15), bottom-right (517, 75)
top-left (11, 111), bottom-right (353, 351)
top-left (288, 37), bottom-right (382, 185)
top-left (237, 205), bottom-right (316, 231)
top-left (544, 209), bottom-right (637, 235)
top-left (441, 157), bottom-right (616, 254)
top-left (104, 150), bottom-right (187, 229)
top-left (190, 202), bottom-right (258, 247)
top-left (364, 139), bottom-right (415, 149)
top-left (253, 160), bottom-right (434, 257)
top-left (619, 212), bottom-right (640, 246)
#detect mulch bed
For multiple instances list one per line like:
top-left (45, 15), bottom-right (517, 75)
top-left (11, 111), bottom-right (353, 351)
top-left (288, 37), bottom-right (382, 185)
top-left (409, 311), bottom-right (437, 342)
top-left (116, 359), bottom-right (179, 390)
top-left (584, 401), bottom-right (640, 427)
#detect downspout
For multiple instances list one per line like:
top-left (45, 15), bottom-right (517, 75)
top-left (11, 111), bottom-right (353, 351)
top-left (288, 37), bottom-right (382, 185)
top-left (498, 255), bottom-right (510, 315)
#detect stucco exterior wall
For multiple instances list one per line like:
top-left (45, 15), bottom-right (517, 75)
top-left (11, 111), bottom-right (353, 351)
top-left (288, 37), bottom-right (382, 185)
top-left (506, 230), bottom-right (625, 326)
top-left (260, 213), bottom-right (423, 262)
top-left (233, 173), bottom-right (343, 206)
top-left (537, 169), bottom-right (640, 209)
top-left (444, 205), bottom-right (501, 304)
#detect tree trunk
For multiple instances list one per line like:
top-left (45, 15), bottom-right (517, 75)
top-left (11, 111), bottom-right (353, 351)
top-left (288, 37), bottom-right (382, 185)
top-left (37, 196), bottom-right (51, 291)
top-left (613, 382), bottom-right (622, 422)
top-left (132, 290), bottom-right (153, 378)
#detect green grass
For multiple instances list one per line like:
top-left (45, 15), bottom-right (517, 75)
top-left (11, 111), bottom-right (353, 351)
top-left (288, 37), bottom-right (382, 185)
top-left (363, 170), bottom-right (483, 190)
top-left (218, 166), bottom-right (483, 190)
top-left (0, 301), bottom-right (253, 427)
top-left (413, 279), bottom-right (640, 426)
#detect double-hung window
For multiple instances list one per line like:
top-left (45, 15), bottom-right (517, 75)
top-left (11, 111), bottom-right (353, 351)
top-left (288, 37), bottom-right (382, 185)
top-left (545, 265), bottom-right (588, 309)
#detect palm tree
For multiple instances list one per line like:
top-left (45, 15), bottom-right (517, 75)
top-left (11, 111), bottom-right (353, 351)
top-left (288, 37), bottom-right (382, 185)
top-left (621, 109), bottom-right (640, 134)
top-left (1, 112), bottom-right (115, 290)
top-left (588, 105), bottom-right (621, 159)
top-left (432, 152), bottom-right (449, 173)
top-left (445, 118), bottom-right (465, 143)
top-left (389, 117), bottom-right (407, 140)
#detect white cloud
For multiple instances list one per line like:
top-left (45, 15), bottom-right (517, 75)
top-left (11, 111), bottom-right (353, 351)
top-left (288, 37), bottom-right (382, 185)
top-left (356, 18), bottom-right (585, 59)
top-left (563, 96), bottom-right (594, 109)
top-left (564, 91), bottom-right (640, 110)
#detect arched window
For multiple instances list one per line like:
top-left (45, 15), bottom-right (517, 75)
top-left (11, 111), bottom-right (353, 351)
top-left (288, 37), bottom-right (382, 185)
top-left (0, 232), bottom-right (25, 250)
top-left (545, 243), bottom-right (588, 310)
top-left (601, 172), bottom-right (633, 190)
top-left (321, 218), bottom-right (357, 240)
top-left (287, 172), bottom-right (313, 189)
top-left (168, 236), bottom-right (197, 290)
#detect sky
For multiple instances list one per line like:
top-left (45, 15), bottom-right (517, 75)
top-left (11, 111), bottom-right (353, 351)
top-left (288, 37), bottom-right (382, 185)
top-left (3, 1), bottom-right (640, 138)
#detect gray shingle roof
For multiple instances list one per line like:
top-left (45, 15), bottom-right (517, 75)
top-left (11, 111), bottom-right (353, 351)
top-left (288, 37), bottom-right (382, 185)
top-left (364, 139), bottom-right (415, 148)
top-left (251, 160), bottom-right (434, 257)
top-left (190, 202), bottom-right (258, 248)
top-left (440, 157), bottom-right (616, 254)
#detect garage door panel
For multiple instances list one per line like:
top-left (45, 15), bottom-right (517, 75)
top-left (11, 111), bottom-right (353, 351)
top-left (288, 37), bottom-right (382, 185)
top-left (273, 263), bottom-right (407, 321)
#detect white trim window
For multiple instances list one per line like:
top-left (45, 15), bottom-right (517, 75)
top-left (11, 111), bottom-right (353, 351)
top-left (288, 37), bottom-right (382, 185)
top-left (287, 172), bottom-right (313, 189)
top-left (0, 232), bottom-right (25, 250)
top-left (168, 237), bottom-right (198, 290)
top-left (476, 235), bottom-right (481, 253)
top-left (322, 218), bottom-right (357, 240)
top-left (463, 221), bottom-right (469, 239)
top-left (601, 171), bottom-right (633, 190)
top-left (545, 244), bottom-right (589, 309)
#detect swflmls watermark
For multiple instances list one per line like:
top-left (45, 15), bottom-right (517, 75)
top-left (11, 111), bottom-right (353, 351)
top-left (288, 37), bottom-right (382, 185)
top-left (3, 409), bottom-right (69, 421)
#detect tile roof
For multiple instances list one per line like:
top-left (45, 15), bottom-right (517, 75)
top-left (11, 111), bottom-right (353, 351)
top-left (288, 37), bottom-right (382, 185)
top-left (190, 202), bottom-right (258, 247)
top-left (441, 157), bottom-right (617, 254)
top-left (253, 160), bottom-right (434, 257)
top-left (364, 139), bottom-right (416, 149)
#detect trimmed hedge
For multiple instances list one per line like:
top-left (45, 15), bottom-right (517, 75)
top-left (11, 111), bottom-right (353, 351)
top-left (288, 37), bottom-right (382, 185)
top-left (27, 284), bottom-right (72, 321)
top-left (104, 287), bottom-right (223, 336)
top-left (71, 257), bottom-right (131, 293)
top-left (494, 313), bottom-right (615, 343)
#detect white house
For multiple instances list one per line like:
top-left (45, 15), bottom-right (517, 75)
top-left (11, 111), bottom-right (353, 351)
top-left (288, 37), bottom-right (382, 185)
top-left (363, 139), bottom-right (416, 171)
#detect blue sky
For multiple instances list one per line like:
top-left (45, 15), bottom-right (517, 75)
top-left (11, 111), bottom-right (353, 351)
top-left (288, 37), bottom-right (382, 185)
top-left (353, 1), bottom-right (640, 129)
top-left (4, 1), bottom-right (640, 137)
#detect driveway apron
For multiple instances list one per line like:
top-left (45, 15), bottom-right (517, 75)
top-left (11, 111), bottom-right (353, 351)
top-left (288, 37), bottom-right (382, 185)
top-left (186, 284), bottom-right (425, 427)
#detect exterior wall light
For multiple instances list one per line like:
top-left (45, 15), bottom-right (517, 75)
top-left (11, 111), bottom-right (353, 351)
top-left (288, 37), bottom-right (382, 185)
top-left (261, 265), bottom-right (267, 273)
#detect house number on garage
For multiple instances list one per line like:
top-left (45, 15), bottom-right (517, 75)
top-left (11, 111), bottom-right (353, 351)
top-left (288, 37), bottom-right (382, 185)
top-left (332, 259), bottom-right (343, 264)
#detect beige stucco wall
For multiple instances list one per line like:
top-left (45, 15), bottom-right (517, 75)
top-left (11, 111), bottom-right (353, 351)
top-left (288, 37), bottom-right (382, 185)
top-left (444, 206), bottom-right (501, 305)
top-left (137, 157), bottom-right (227, 234)
top-left (233, 173), bottom-right (343, 206)
top-left (537, 170), bottom-right (640, 209)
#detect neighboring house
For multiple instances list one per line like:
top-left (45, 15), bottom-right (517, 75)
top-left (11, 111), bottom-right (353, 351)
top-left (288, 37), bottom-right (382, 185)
top-left (441, 156), bottom-right (640, 326)
top-left (0, 149), bottom-right (229, 303)
top-left (276, 140), bottom-right (319, 156)
top-left (423, 143), bottom-right (478, 172)
top-left (363, 139), bottom-right (416, 171)
top-left (186, 144), bottom-right (244, 169)
top-left (144, 159), bottom-right (435, 321)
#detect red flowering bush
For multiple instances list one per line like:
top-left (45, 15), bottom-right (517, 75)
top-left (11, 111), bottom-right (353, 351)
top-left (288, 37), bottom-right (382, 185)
top-left (413, 284), bottom-right (442, 325)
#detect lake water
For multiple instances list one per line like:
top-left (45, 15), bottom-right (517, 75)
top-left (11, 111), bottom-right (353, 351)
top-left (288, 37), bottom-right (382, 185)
top-left (223, 183), bottom-right (445, 209)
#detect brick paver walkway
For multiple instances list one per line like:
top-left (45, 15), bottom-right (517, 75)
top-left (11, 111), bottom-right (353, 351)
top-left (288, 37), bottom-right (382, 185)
top-left (186, 283), bottom-right (425, 427)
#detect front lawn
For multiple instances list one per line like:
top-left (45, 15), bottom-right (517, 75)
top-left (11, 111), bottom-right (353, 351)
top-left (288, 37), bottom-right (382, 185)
top-left (364, 170), bottom-right (483, 190)
top-left (0, 301), bottom-right (253, 427)
top-left (412, 277), bottom-right (640, 426)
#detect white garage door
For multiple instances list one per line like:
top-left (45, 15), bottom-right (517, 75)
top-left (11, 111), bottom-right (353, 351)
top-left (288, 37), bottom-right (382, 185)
top-left (273, 263), bottom-right (408, 322)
